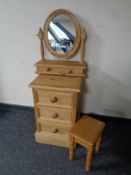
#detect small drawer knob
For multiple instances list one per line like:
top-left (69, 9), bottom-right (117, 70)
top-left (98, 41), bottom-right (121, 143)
top-left (46, 67), bottom-right (51, 72)
top-left (50, 97), bottom-right (58, 103)
top-left (68, 70), bottom-right (73, 74)
top-left (52, 113), bottom-right (59, 119)
top-left (52, 128), bottom-right (58, 134)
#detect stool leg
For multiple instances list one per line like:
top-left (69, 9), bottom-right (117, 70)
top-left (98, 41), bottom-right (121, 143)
top-left (86, 146), bottom-right (93, 171)
top-left (95, 135), bottom-right (102, 152)
top-left (69, 136), bottom-right (75, 160)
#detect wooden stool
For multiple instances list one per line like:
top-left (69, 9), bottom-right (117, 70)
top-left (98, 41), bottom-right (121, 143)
top-left (69, 115), bottom-right (105, 171)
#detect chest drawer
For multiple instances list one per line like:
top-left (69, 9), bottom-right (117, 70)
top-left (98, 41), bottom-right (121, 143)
top-left (37, 90), bottom-right (73, 108)
top-left (40, 120), bottom-right (72, 135)
top-left (35, 131), bottom-right (69, 147)
top-left (36, 66), bottom-right (84, 76)
top-left (38, 106), bottom-right (73, 123)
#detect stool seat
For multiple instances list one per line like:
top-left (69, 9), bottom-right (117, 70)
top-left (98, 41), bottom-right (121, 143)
top-left (69, 115), bottom-right (105, 172)
top-left (70, 115), bottom-right (105, 146)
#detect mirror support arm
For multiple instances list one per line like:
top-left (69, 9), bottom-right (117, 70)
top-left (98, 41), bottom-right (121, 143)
top-left (80, 28), bottom-right (87, 63)
top-left (37, 28), bottom-right (45, 61)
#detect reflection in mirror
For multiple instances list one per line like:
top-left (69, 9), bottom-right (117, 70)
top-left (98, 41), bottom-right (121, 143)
top-left (48, 15), bottom-right (76, 54)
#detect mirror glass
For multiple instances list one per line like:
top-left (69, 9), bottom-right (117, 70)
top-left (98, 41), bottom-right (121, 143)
top-left (47, 15), bottom-right (76, 54)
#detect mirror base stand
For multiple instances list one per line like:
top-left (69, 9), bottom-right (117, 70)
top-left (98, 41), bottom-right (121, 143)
top-left (37, 28), bottom-right (45, 61)
top-left (80, 28), bottom-right (87, 63)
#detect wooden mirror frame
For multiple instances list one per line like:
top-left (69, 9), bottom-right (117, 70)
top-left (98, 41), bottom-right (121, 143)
top-left (43, 9), bottom-right (81, 59)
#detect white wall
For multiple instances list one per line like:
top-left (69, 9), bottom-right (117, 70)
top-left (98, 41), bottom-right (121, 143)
top-left (0, 0), bottom-right (131, 119)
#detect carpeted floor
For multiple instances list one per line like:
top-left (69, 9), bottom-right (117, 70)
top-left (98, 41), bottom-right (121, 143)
top-left (0, 106), bottom-right (131, 175)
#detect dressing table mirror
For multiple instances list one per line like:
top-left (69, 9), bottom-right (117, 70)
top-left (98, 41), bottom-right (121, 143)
top-left (44, 9), bottom-right (81, 59)
top-left (29, 9), bottom-right (87, 147)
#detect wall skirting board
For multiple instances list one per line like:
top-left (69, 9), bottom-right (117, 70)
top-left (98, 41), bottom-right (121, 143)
top-left (0, 103), bottom-right (130, 122)
top-left (0, 103), bottom-right (34, 112)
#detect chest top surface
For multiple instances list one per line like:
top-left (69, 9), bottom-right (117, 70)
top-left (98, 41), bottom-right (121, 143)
top-left (29, 74), bottom-right (82, 92)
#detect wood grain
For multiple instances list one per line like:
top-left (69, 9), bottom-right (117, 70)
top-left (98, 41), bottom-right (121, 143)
top-left (35, 131), bottom-right (70, 147)
top-left (29, 74), bottom-right (82, 92)
top-left (80, 28), bottom-right (87, 63)
top-left (29, 8), bottom-right (87, 148)
top-left (37, 28), bottom-right (45, 60)
top-left (35, 60), bottom-right (86, 77)
top-left (69, 116), bottom-right (105, 171)
top-left (70, 116), bottom-right (105, 145)
top-left (29, 74), bottom-right (82, 147)
top-left (38, 106), bottom-right (73, 123)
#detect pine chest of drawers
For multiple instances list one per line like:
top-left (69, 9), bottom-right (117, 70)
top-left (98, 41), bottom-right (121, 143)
top-left (29, 73), bottom-right (84, 147)
top-left (29, 8), bottom-right (87, 148)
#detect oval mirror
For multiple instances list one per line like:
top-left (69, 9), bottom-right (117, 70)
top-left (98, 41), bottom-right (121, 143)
top-left (44, 9), bottom-right (81, 59)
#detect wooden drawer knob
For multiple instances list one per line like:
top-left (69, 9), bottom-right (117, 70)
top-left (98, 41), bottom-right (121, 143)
top-left (52, 128), bottom-right (58, 134)
top-left (50, 97), bottom-right (58, 103)
top-left (68, 70), bottom-right (73, 74)
top-left (52, 113), bottom-right (59, 119)
top-left (46, 67), bottom-right (51, 72)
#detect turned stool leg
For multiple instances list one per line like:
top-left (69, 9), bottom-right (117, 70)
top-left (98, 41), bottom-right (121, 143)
top-left (69, 136), bottom-right (75, 160)
top-left (95, 135), bottom-right (102, 152)
top-left (86, 146), bottom-right (93, 171)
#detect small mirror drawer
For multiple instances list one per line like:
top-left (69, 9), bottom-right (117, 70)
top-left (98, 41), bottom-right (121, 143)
top-left (36, 66), bottom-right (84, 76)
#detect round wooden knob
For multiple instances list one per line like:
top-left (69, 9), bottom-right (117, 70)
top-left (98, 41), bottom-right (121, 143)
top-left (52, 128), bottom-right (58, 133)
top-left (50, 97), bottom-right (58, 103)
top-left (68, 70), bottom-right (73, 74)
top-left (52, 113), bottom-right (59, 119)
top-left (46, 67), bottom-right (51, 72)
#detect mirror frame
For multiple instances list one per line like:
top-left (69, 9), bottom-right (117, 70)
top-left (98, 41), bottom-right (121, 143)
top-left (43, 9), bottom-right (81, 59)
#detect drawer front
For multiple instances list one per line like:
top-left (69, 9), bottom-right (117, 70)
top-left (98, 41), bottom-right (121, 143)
top-left (39, 106), bottom-right (73, 122)
top-left (35, 131), bottom-right (69, 147)
top-left (37, 90), bottom-right (73, 108)
top-left (40, 121), bottom-right (72, 135)
top-left (37, 66), bottom-right (84, 76)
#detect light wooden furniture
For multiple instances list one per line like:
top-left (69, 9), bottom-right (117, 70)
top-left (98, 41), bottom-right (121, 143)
top-left (69, 116), bottom-right (105, 171)
top-left (35, 60), bottom-right (86, 77)
top-left (29, 9), bottom-right (87, 148)
top-left (29, 74), bottom-right (83, 147)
